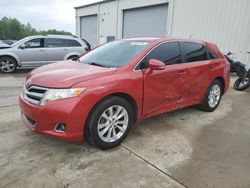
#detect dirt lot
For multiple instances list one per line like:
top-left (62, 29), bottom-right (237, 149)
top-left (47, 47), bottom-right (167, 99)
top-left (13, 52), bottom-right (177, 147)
top-left (0, 70), bottom-right (250, 188)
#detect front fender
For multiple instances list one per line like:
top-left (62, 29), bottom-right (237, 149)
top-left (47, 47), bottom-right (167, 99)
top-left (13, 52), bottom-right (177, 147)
top-left (71, 70), bottom-right (144, 128)
top-left (0, 51), bottom-right (21, 66)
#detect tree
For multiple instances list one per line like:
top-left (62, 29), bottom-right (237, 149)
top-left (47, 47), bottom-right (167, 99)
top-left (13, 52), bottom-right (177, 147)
top-left (0, 17), bottom-right (72, 40)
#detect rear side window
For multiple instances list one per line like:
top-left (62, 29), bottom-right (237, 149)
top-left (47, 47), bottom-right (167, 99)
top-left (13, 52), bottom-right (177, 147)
top-left (65, 39), bottom-right (81, 47)
top-left (207, 48), bottom-right (218, 60)
top-left (46, 38), bottom-right (82, 47)
top-left (181, 42), bottom-right (208, 62)
top-left (146, 42), bottom-right (182, 65)
top-left (46, 38), bottom-right (65, 48)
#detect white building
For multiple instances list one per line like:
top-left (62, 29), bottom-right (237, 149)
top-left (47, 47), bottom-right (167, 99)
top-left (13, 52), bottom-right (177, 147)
top-left (75, 0), bottom-right (250, 64)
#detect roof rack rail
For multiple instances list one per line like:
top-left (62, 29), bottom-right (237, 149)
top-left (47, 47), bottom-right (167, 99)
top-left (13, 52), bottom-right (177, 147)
top-left (42, 34), bottom-right (75, 37)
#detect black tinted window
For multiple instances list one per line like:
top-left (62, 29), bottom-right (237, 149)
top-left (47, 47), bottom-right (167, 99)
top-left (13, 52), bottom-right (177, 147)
top-left (47, 38), bottom-right (65, 48)
top-left (207, 48), bottom-right (218, 60)
top-left (65, 39), bottom-right (81, 47)
top-left (181, 42), bottom-right (208, 62)
top-left (147, 42), bottom-right (181, 65)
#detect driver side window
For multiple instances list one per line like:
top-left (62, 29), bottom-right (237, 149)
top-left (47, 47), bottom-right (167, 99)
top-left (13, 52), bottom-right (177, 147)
top-left (147, 42), bottom-right (181, 65)
top-left (137, 42), bottom-right (181, 69)
top-left (24, 38), bottom-right (44, 48)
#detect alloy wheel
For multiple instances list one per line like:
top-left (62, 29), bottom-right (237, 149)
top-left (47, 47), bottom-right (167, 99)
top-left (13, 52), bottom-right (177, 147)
top-left (208, 84), bottom-right (221, 108)
top-left (97, 105), bottom-right (129, 143)
top-left (0, 59), bottom-right (15, 73)
top-left (239, 77), bottom-right (249, 88)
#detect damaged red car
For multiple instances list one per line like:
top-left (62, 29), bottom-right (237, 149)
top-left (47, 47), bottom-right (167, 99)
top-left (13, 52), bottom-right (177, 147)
top-left (19, 38), bottom-right (230, 149)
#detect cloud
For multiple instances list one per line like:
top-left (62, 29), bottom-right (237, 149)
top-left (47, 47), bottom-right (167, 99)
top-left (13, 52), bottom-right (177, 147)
top-left (0, 0), bottom-right (100, 34)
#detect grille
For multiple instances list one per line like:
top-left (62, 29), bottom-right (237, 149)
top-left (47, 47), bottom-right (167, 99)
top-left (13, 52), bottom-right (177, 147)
top-left (23, 85), bottom-right (48, 105)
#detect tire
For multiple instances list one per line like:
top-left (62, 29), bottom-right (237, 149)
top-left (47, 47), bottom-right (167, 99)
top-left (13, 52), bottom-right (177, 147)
top-left (234, 77), bottom-right (249, 91)
top-left (86, 96), bottom-right (134, 150)
top-left (199, 79), bottom-right (222, 112)
top-left (0, 56), bottom-right (17, 73)
top-left (68, 55), bottom-right (79, 61)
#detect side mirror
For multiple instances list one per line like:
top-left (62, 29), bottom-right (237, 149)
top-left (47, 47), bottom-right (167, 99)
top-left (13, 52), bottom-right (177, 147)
top-left (19, 44), bottom-right (25, 49)
top-left (148, 59), bottom-right (165, 70)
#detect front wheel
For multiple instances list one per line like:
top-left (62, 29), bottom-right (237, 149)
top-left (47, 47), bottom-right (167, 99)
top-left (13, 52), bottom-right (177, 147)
top-left (86, 96), bottom-right (134, 149)
top-left (234, 77), bottom-right (249, 91)
top-left (0, 56), bottom-right (17, 73)
top-left (199, 79), bottom-right (222, 112)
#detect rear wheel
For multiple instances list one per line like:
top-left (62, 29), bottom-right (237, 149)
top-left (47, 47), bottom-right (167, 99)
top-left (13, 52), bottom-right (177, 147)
top-left (0, 56), bottom-right (17, 73)
top-left (86, 96), bottom-right (133, 149)
top-left (68, 55), bottom-right (79, 61)
top-left (234, 77), bottom-right (249, 91)
top-left (199, 79), bottom-right (222, 112)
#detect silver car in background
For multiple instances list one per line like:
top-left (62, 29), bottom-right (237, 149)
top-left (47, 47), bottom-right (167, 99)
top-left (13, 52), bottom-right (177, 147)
top-left (0, 35), bottom-right (90, 73)
top-left (0, 41), bottom-right (11, 48)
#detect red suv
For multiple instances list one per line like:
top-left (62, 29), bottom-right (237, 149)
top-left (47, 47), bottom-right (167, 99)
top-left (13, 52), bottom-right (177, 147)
top-left (19, 38), bottom-right (230, 149)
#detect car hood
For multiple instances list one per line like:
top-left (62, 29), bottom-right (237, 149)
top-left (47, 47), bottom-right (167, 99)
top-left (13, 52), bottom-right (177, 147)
top-left (27, 61), bottom-right (117, 88)
top-left (0, 46), bottom-right (11, 49)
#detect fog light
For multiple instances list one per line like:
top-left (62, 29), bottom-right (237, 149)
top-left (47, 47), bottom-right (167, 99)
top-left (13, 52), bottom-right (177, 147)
top-left (55, 123), bottom-right (66, 132)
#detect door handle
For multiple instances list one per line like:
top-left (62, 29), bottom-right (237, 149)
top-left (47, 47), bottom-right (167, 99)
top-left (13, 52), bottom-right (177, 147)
top-left (63, 49), bottom-right (69, 51)
top-left (39, 49), bottom-right (45, 52)
top-left (177, 70), bottom-right (186, 75)
top-left (208, 65), bottom-right (214, 70)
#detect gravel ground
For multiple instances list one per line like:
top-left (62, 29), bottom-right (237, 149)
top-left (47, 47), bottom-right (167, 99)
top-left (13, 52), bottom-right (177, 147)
top-left (0, 70), bottom-right (249, 188)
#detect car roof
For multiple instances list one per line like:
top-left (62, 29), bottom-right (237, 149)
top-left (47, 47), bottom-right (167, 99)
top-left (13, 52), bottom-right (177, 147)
top-left (123, 37), bottom-right (207, 44)
top-left (123, 37), bottom-right (161, 42)
top-left (24, 35), bottom-right (77, 40)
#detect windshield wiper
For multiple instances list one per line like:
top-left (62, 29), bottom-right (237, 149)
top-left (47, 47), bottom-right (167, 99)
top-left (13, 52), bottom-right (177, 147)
top-left (89, 62), bottom-right (109, 68)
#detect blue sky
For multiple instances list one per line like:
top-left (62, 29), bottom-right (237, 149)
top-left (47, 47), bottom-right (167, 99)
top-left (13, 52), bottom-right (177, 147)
top-left (0, 0), bottom-right (100, 34)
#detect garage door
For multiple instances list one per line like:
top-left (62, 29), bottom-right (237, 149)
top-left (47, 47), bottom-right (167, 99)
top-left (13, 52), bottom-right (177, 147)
top-left (80, 15), bottom-right (97, 47)
top-left (123, 4), bottom-right (168, 38)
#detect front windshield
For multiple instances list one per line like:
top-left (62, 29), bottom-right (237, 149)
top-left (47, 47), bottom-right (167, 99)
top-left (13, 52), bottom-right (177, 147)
top-left (12, 37), bottom-right (30, 47)
top-left (79, 40), bottom-right (151, 68)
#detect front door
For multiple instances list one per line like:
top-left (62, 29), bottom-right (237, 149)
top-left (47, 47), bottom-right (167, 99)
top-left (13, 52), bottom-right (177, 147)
top-left (142, 42), bottom-right (187, 117)
top-left (18, 38), bottom-right (46, 67)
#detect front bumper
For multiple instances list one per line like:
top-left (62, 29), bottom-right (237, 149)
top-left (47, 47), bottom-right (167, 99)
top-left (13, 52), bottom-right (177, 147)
top-left (19, 92), bottom-right (85, 142)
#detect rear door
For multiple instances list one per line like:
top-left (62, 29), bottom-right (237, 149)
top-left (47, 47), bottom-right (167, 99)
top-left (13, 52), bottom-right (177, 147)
top-left (179, 42), bottom-right (213, 102)
top-left (45, 38), bottom-right (69, 63)
top-left (142, 42), bottom-right (187, 116)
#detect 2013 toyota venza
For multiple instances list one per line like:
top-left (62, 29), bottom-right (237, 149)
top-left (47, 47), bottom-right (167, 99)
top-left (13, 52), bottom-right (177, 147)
top-left (19, 38), bottom-right (230, 149)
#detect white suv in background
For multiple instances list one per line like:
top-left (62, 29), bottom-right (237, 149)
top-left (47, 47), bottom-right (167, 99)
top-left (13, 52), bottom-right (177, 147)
top-left (0, 35), bottom-right (91, 73)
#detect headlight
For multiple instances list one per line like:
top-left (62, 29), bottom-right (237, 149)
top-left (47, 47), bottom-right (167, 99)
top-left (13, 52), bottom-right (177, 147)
top-left (40, 88), bottom-right (86, 105)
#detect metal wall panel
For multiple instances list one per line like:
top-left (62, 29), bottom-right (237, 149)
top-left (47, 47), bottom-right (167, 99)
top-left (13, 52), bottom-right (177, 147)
top-left (80, 15), bottom-right (98, 47)
top-left (122, 4), bottom-right (168, 38)
top-left (76, 0), bottom-right (250, 65)
top-left (171, 0), bottom-right (250, 65)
